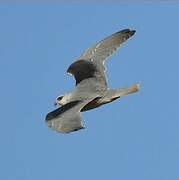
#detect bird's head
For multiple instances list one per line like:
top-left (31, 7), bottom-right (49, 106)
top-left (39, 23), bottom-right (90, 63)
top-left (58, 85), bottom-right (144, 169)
top-left (54, 93), bottom-right (72, 106)
top-left (54, 95), bottom-right (64, 106)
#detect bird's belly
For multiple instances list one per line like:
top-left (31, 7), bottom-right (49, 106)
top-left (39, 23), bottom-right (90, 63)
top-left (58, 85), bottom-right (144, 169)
top-left (76, 77), bottom-right (107, 93)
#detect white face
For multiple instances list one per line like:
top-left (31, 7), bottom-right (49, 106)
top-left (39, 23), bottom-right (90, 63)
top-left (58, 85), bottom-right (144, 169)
top-left (55, 93), bottom-right (72, 106)
top-left (54, 95), bottom-right (64, 106)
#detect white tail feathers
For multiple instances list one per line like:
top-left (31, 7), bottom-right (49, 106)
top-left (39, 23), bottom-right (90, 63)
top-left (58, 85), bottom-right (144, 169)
top-left (114, 83), bottom-right (140, 97)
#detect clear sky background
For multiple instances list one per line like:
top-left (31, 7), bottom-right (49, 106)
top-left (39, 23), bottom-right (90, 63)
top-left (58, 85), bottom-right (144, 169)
top-left (0, 3), bottom-right (179, 180)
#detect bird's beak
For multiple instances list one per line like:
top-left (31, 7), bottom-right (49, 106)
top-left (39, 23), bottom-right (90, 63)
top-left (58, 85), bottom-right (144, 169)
top-left (54, 101), bottom-right (58, 106)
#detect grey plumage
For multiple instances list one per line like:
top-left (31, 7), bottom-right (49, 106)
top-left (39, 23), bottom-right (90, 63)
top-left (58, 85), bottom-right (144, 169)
top-left (45, 29), bottom-right (139, 133)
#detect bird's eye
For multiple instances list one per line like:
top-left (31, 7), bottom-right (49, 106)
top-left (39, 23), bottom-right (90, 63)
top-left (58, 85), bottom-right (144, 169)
top-left (57, 96), bottom-right (63, 101)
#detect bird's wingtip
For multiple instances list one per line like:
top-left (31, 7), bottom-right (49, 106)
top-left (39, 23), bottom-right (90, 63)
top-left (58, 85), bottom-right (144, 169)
top-left (130, 29), bottom-right (136, 36)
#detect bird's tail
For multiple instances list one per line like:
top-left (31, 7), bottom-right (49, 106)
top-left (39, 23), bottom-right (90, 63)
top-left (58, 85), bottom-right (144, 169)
top-left (113, 83), bottom-right (140, 97)
top-left (97, 83), bottom-right (140, 104)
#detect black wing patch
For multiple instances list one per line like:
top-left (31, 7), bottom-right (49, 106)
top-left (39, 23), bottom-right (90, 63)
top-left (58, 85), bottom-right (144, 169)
top-left (45, 100), bottom-right (80, 122)
top-left (67, 60), bottom-right (97, 85)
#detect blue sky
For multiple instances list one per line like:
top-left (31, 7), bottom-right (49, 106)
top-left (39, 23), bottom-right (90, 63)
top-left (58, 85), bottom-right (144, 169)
top-left (0, 3), bottom-right (179, 180)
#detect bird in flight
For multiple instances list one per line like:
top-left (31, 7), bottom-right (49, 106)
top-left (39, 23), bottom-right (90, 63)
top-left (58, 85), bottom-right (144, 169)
top-left (45, 29), bottom-right (140, 133)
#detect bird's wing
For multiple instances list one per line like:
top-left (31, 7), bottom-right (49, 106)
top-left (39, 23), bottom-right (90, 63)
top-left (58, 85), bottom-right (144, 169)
top-left (67, 29), bottom-right (135, 86)
top-left (78, 29), bottom-right (135, 62)
top-left (45, 97), bottom-right (98, 133)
